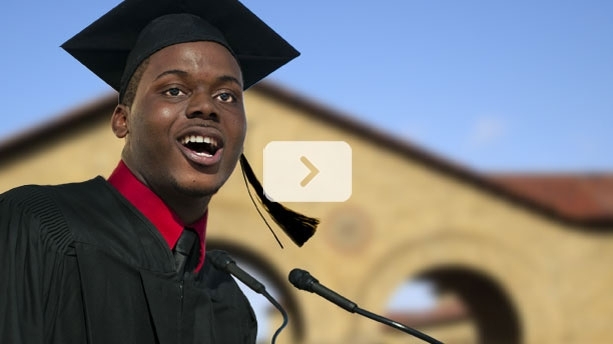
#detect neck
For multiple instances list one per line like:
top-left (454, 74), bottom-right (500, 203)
top-left (119, 159), bottom-right (213, 225)
top-left (164, 194), bottom-right (211, 225)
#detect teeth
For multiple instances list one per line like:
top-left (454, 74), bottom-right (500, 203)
top-left (181, 135), bottom-right (218, 148)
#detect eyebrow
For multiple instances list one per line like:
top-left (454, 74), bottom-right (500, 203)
top-left (217, 74), bottom-right (243, 88)
top-left (154, 69), bottom-right (189, 81)
top-left (154, 69), bottom-right (243, 88)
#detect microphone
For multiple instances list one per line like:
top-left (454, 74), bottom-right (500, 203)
top-left (288, 268), bottom-right (444, 344)
top-left (208, 250), bottom-right (288, 344)
top-left (288, 268), bottom-right (357, 312)
top-left (208, 250), bottom-right (266, 293)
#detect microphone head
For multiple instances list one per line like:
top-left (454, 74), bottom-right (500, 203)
top-left (288, 268), bottom-right (318, 292)
top-left (207, 250), bottom-right (235, 271)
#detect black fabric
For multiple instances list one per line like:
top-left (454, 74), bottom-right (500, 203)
top-left (61, 0), bottom-right (300, 96)
top-left (0, 177), bottom-right (257, 343)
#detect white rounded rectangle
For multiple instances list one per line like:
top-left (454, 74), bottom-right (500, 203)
top-left (263, 141), bottom-right (352, 202)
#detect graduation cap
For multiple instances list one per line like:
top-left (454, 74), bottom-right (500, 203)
top-left (62, 0), bottom-right (299, 97)
top-left (61, 0), bottom-right (318, 247)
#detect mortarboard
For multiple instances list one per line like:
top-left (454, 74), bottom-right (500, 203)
top-left (61, 0), bottom-right (318, 247)
top-left (61, 0), bottom-right (300, 98)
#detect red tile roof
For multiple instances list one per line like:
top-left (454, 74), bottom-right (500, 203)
top-left (489, 174), bottom-right (613, 224)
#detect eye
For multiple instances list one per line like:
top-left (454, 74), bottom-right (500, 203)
top-left (163, 87), bottom-right (186, 97)
top-left (216, 92), bottom-right (236, 103)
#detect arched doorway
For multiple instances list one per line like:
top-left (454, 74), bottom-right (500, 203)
top-left (384, 265), bottom-right (522, 344)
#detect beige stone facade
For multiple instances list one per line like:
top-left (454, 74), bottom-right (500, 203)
top-left (1, 83), bottom-right (612, 344)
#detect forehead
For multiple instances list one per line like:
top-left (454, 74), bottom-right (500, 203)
top-left (149, 41), bottom-right (240, 69)
top-left (144, 41), bottom-right (243, 78)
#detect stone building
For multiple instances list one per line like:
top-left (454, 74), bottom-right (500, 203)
top-left (1, 82), bottom-right (612, 344)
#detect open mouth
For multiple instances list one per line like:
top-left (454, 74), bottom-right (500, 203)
top-left (180, 135), bottom-right (222, 157)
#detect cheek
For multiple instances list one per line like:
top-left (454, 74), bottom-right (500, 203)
top-left (236, 113), bottom-right (248, 137)
top-left (238, 117), bottom-right (247, 137)
top-left (221, 116), bottom-right (246, 162)
top-left (134, 106), bottom-right (175, 134)
top-left (127, 108), bottom-right (177, 153)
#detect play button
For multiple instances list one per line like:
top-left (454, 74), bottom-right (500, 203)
top-left (263, 141), bottom-right (352, 202)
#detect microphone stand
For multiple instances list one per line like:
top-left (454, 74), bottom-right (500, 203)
top-left (260, 289), bottom-right (288, 344)
top-left (208, 250), bottom-right (289, 344)
top-left (354, 307), bottom-right (443, 344)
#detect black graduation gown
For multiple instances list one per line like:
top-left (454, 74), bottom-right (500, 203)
top-left (0, 177), bottom-right (257, 344)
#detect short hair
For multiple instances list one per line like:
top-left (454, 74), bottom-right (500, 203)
top-left (120, 58), bottom-right (150, 107)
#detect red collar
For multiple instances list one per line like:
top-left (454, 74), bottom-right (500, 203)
top-left (108, 161), bottom-right (207, 270)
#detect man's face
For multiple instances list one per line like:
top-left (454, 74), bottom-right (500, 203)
top-left (114, 41), bottom-right (246, 206)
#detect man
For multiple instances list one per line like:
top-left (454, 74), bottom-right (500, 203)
top-left (0, 0), bottom-right (315, 342)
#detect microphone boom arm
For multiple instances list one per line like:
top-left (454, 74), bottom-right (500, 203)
top-left (289, 268), bottom-right (443, 344)
top-left (354, 306), bottom-right (443, 344)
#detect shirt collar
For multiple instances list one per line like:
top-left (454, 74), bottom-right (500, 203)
top-left (107, 160), bottom-right (207, 270)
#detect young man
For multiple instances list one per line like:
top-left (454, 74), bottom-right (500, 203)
top-left (0, 0), bottom-right (314, 342)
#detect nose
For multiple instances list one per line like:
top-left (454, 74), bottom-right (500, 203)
top-left (186, 91), bottom-right (219, 121)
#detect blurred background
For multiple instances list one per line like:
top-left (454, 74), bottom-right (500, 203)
top-left (1, 1), bottom-right (612, 343)
top-left (2, 0), bottom-right (612, 172)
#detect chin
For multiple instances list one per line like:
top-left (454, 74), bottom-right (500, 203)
top-left (174, 176), bottom-right (225, 198)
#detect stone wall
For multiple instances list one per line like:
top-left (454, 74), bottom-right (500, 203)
top-left (1, 88), bottom-right (611, 343)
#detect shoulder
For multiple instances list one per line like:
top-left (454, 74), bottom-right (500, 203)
top-left (0, 178), bottom-right (107, 252)
top-left (1, 183), bottom-right (64, 223)
top-left (2, 177), bottom-right (119, 209)
top-left (1, 178), bottom-right (108, 217)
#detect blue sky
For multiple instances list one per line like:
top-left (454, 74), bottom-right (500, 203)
top-left (1, 0), bottom-right (612, 172)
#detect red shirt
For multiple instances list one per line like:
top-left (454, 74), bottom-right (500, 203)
top-left (107, 161), bottom-right (207, 271)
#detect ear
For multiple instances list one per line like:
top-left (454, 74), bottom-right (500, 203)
top-left (111, 104), bottom-right (130, 138)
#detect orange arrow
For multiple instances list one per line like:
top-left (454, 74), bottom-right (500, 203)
top-left (300, 156), bottom-right (319, 187)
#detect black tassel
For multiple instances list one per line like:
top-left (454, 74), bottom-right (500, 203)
top-left (240, 154), bottom-right (319, 247)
